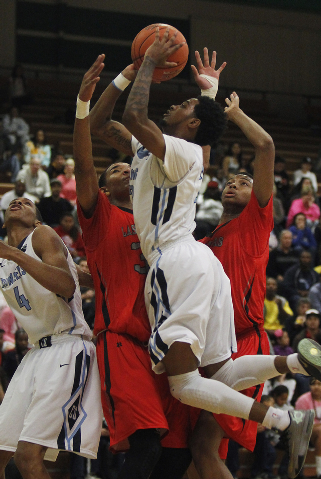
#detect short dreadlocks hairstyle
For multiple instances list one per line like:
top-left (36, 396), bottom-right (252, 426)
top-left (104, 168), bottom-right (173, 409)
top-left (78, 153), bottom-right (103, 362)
top-left (193, 96), bottom-right (227, 147)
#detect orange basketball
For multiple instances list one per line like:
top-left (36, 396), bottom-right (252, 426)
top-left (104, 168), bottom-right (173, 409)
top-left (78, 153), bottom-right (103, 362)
top-left (131, 23), bottom-right (189, 82)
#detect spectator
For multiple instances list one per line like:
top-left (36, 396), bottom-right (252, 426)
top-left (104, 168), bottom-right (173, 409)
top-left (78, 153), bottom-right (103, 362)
top-left (264, 277), bottom-right (293, 336)
top-left (281, 250), bottom-right (319, 312)
top-left (37, 178), bottom-right (73, 227)
top-left (2, 106), bottom-right (30, 154)
top-left (24, 129), bottom-right (52, 168)
top-left (289, 212), bottom-right (317, 262)
top-left (292, 308), bottom-right (321, 352)
top-left (273, 329), bottom-right (294, 357)
top-left (16, 156), bottom-right (51, 202)
top-left (286, 297), bottom-right (312, 346)
top-left (0, 306), bottom-right (18, 352)
top-left (309, 274), bottom-right (321, 313)
top-left (266, 230), bottom-right (299, 282)
top-left (222, 141), bottom-right (242, 179)
top-left (293, 157), bottom-right (318, 194)
top-left (286, 185), bottom-right (320, 230)
top-left (295, 378), bottom-right (321, 479)
top-left (274, 156), bottom-right (291, 212)
top-left (78, 257), bottom-right (95, 332)
top-left (57, 158), bottom-right (77, 206)
top-left (46, 150), bottom-right (66, 179)
top-left (54, 212), bottom-right (86, 262)
top-left (3, 328), bottom-right (29, 381)
top-left (194, 180), bottom-right (223, 240)
top-left (0, 180), bottom-right (38, 216)
top-left (290, 177), bottom-right (318, 204)
top-left (9, 64), bottom-right (31, 108)
top-left (0, 135), bottom-right (21, 184)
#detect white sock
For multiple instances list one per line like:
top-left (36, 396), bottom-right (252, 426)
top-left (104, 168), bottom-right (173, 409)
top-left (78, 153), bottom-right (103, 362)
top-left (211, 356), bottom-right (279, 391)
top-left (287, 353), bottom-right (309, 376)
top-left (315, 456), bottom-right (321, 476)
top-left (262, 407), bottom-right (290, 431)
top-left (168, 369), bottom-right (255, 419)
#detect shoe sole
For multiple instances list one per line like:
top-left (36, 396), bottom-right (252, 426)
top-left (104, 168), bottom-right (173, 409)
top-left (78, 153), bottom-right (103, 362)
top-left (288, 410), bottom-right (315, 479)
top-left (297, 339), bottom-right (321, 381)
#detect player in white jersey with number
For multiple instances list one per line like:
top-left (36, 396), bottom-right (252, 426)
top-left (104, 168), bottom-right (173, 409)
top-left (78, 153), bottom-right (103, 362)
top-left (0, 197), bottom-right (101, 479)
top-left (86, 35), bottom-right (321, 476)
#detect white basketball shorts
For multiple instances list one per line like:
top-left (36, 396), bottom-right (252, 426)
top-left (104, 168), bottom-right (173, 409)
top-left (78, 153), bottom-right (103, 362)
top-left (146, 238), bottom-right (237, 373)
top-left (0, 334), bottom-right (102, 461)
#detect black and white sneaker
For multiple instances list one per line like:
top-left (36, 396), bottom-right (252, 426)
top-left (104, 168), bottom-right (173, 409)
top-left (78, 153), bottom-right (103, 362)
top-left (298, 338), bottom-right (321, 380)
top-left (281, 410), bottom-right (314, 479)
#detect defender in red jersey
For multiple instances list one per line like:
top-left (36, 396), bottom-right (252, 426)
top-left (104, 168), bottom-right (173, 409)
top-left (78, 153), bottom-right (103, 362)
top-left (189, 93), bottom-right (274, 477)
top-left (74, 56), bottom-right (193, 479)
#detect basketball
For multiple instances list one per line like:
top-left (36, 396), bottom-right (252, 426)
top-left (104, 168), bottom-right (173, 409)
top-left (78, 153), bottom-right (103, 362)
top-left (131, 23), bottom-right (189, 82)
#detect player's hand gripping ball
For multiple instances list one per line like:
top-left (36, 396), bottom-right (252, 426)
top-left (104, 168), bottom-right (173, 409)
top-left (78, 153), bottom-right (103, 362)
top-left (131, 23), bottom-right (189, 82)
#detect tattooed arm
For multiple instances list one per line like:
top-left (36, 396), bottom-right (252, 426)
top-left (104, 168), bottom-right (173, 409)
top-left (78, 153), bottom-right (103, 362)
top-left (90, 64), bottom-right (136, 157)
top-left (122, 27), bottom-right (185, 161)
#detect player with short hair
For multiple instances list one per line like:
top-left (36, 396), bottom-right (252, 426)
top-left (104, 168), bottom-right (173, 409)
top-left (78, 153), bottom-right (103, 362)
top-left (74, 58), bottom-right (194, 479)
top-left (84, 31), bottom-right (320, 478)
top-left (0, 198), bottom-right (101, 479)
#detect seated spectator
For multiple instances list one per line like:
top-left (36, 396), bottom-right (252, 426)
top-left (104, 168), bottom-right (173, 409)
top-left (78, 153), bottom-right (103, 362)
top-left (0, 305), bottom-right (18, 352)
top-left (309, 274), bottom-right (321, 313)
top-left (264, 277), bottom-right (293, 336)
top-left (295, 378), bottom-right (321, 479)
top-left (16, 156), bottom-right (51, 202)
top-left (222, 141), bottom-right (242, 179)
top-left (293, 156), bottom-right (318, 194)
top-left (54, 212), bottom-right (86, 262)
top-left (290, 176), bottom-right (318, 204)
top-left (2, 106), bottom-right (30, 154)
top-left (286, 185), bottom-right (320, 230)
top-left (24, 129), bottom-right (52, 168)
top-left (274, 156), bottom-right (291, 213)
top-left (0, 127), bottom-right (21, 183)
top-left (285, 297), bottom-right (312, 346)
top-left (46, 150), bottom-right (66, 179)
top-left (289, 212), bottom-right (317, 263)
top-left (194, 180), bottom-right (223, 240)
top-left (292, 308), bottom-right (321, 352)
top-left (78, 257), bottom-right (95, 331)
top-left (3, 328), bottom-right (29, 381)
top-left (37, 178), bottom-right (73, 227)
top-left (9, 64), bottom-right (31, 108)
top-left (57, 158), bottom-right (77, 206)
top-left (266, 230), bottom-right (299, 282)
top-left (0, 180), bottom-right (38, 216)
top-left (273, 329), bottom-right (294, 357)
top-left (280, 250), bottom-right (319, 312)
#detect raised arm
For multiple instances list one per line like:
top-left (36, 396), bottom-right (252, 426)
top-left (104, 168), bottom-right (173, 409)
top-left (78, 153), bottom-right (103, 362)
top-left (224, 92), bottom-right (275, 207)
top-left (89, 62), bottom-right (136, 158)
top-left (0, 225), bottom-right (75, 298)
top-left (122, 27), bottom-right (184, 160)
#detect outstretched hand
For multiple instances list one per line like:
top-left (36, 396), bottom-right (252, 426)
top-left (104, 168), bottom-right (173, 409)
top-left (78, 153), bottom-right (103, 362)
top-left (145, 27), bottom-right (186, 67)
top-left (191, 48), bottom-right (226, 89)
top-left (122, 63), bottom-right (137, 82)
top-left (79, 54), bottom-right (105, 102)
top-left (224, 92), bottom-right (241, 120)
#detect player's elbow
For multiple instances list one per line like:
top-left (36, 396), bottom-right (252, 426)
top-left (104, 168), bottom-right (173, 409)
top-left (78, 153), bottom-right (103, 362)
top-left (257, 134), bottom-right (274, 153)
top-left (122, 109), bottom-right (140, 130)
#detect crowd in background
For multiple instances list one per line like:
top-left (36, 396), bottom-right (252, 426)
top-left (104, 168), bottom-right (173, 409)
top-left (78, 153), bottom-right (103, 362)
top-left (1, 65), bottom-right (321, 479)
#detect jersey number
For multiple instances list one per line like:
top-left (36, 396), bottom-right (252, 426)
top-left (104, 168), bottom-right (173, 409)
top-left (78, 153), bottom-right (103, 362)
top-left (131, 242), bottom-right (148, 274)
top-left (14, 286), bottom-right (31, 311)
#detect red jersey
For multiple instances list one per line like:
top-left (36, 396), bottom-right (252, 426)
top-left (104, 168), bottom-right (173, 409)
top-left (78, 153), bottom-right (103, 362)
top-left (77, 191), bottom-right (150, 341)
top-left (201, 191), bottom-right (273, 336)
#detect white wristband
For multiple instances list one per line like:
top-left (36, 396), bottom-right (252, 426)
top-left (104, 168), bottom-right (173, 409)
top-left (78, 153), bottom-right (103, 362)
top-left (200, 74), bottom-right (218, 100)
top-left (76, 95), bottom-right (90, 119)
top-left (112, 73), bottom-right (131, 91)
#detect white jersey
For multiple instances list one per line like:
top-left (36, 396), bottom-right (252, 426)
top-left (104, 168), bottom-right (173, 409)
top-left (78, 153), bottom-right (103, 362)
top-left (0, 231), bottom-right (92, 344)
top-left (130, 134), bottom-right (203, 264)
